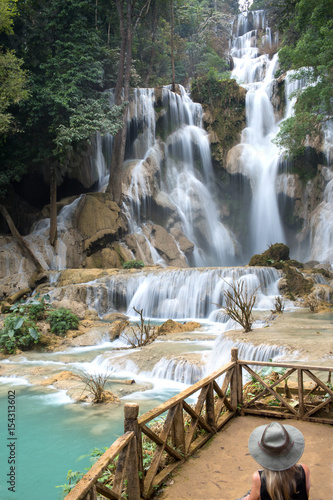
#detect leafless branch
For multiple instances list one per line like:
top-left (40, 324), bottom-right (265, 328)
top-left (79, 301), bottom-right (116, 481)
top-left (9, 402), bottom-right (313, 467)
top-left (217, 279), bottom-right (261, 333)
top-left (120, 307), bottom-right (157, 347)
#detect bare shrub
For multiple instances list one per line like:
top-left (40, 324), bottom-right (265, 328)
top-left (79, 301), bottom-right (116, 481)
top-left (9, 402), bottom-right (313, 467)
top-left (271, 296), bottom-right (285, 314)
top-left (120, 307), bottom-right (156, 347)
top-left (307, 297), bottom-right (319, 313)
top-left (78, 371), bottom-right (112, 403)
top-left (217, 279), bottom-right (260, 333)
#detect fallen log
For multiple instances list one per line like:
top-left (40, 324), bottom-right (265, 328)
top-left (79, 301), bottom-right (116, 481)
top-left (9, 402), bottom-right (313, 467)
top-left (110, 379), bottom-right (136, 385)
top-left (7, 288), bottom-right (31, 305)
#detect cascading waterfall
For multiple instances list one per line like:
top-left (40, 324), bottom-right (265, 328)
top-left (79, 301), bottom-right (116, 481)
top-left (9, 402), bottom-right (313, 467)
top-left (68, 266), bottom-right (282, 319)
top-left (97, 85), bottom-right (237, 266)
top-left (162, 86), bottom-right (237, 266)
top-left (206, 336), bottom-right (286, 376)
top-left (231, 11), bottom-right (285, 257)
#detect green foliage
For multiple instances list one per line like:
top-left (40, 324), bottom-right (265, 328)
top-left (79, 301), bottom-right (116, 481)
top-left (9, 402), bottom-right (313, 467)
top-left (54, 96), bottom-right (124, 160)
top-left (0, 0), bottom-right (17, 35)
top-left (0, 294), bottom-right (80, 352)
top-left (0, 0), bottom-right (124, 189)
top-left (123, 259), bottom-right (145, 269)
top-left (57, 447), bottom-right (109, 496)
top-left (0, 313), bottom-right (40, 353)
top-left (47, 308), bottom-right (79, 336)
top-left (267, 0), bottom-right (333, 157)
top-left (191, 74), bottom-right (246, 162)
top-left (0, 1), bottom-right (29, 136)
top-left (134, 0), bottom-right (235, 86)
top-left (191, 74), bottom-right (244, 108)
top-left (58, 446), bottom-right (115, 497)
top-left (9, 293), bottom-right (51, 321)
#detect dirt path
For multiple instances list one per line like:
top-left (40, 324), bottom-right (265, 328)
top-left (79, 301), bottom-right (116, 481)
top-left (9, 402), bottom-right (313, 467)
top-left (158, 416), bottom-right (333, 500)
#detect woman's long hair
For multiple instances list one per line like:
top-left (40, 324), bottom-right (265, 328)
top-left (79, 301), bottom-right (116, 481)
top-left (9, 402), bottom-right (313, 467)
top-left (263, 465), bottom-right (299, 500)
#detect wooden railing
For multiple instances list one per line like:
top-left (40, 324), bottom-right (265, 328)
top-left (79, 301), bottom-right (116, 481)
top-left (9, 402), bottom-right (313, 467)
top-left (64, 348), bottom-right (333, 500)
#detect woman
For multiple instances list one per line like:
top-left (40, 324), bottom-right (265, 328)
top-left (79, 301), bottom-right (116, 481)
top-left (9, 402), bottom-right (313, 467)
top-left (243, 421), bottom-right (311, 500)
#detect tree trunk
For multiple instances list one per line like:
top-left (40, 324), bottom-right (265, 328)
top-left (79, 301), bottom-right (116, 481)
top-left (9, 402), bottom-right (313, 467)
top-left (0, 204), bottom-right (48, 272)
top-left (171, 0), bottom-right (176, 92)
top-left (106, 0), bottom-right (151, 205)
top-left (144, 0), bottom-right (157, 87)
top-left (106, 0), bottom-right (129, 205)
top-left (49, 163), bottom-right (58, 246)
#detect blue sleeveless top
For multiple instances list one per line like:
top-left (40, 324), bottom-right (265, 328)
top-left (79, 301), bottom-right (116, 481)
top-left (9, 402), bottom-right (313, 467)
top-left (258, 465), bottom-right (308, 500)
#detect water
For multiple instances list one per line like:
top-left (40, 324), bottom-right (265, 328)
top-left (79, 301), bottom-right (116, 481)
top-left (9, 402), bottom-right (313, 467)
top-left (0, 263), bottom-right (286, 500)
top-left (55, 266), bottom-right (282, 319)
top-left (231, 12), bottom-right (285, 257)
top-left (0, 367), bottom-right (187, 500)
top-left (97, 86), bottom-right (238, 267)
top-left (0, 383), bottom-right (122, 500)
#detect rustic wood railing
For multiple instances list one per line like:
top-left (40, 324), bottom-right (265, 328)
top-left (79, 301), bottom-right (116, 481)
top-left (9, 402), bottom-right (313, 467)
top-left (64, 348), bottom-right (333, 500)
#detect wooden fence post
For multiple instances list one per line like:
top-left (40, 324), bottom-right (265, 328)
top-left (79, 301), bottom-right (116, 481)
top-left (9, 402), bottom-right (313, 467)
top-left (124, 403), bottom-right (141, 500)
top-left (230, 348), bottom-right (239, 411)
top-left (172, 402), bottom-right (185, 450)
top-left (298, 369), bottom-right (304, 419)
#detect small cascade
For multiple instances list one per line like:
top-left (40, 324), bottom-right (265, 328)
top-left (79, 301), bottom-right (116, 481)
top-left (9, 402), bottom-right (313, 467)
top-left (149, 357), bottom-right (205, 385)
top-left (231, 11), bottom-right (285, 257)
top-left (206, 335), bottom-right (286, 375)
top-left (68, 266), bottom-right (282, 319)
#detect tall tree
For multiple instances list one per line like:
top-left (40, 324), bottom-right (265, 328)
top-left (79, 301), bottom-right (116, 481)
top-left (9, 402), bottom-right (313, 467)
top-left (106, 0), bottom-right (151, 206)
top-left (170, 0), bottom-right (176, 91)
top-left (1, 0), bottom-right (123, 243)
top-left (0, 0), bottom-right (29, 134)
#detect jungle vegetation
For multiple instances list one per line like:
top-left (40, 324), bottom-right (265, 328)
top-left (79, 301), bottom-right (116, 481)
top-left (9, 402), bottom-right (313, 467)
top-left (0, 0), bottom-right (332, 211)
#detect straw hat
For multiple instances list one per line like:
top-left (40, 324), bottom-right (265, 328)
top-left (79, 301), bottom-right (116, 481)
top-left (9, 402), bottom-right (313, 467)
top-left (248, 422), bottom-right (305, 471)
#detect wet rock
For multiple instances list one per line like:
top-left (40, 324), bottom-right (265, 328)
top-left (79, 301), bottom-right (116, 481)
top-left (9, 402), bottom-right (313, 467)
top-left (306, 284), bottom-right (333, 305)
top-left (84, 247), bottom-right (122, 269)
top-left (169, 226), bottom-right (194, 256)
top-left (157, 319), bottom-right (202, 335)
top-left (103, 312), bottom-right (129, 322)
top-left (51, 299), bottom-right (87, 320)
top-left (150, 224), bottom-right (188, 267)
top-left (39, 370), bottom-right (79, 386)
top-left (125, 233), bottom-right (155, 265)
top-left (56, 268), bottom-right (109, 287)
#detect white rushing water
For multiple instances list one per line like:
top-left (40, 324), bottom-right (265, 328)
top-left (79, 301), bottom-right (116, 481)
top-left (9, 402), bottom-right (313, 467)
top-left (231, 11), bottom-right (286, 256)
top-left (73, 266), bottom-right (282, 319)
top-left (97, 85), bottom-right (238, 266)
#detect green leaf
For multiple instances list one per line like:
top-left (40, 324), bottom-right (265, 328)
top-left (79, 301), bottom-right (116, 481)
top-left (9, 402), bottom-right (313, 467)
top-left (28, 328), bottom-right (39, 340)
top-left (14, 317), bottom-right (24, 330)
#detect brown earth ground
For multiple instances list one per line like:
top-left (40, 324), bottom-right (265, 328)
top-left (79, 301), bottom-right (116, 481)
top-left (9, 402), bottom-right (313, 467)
top-left (158, 416), bottom-right (333, 500)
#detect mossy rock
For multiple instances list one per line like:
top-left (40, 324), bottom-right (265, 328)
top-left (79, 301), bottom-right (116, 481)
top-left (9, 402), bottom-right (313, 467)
top-left (283, 265), bottom-right (314, 298)
top-left (249, 243), bottom-right (290, 267)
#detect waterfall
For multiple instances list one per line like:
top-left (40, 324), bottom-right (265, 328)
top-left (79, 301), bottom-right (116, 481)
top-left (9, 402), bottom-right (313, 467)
top-left (231, 11), bottom-right (286, 257)
top-left (98, 85), bottom-right (238, 266)
top-left (62, 266), bottom-right (282, 319)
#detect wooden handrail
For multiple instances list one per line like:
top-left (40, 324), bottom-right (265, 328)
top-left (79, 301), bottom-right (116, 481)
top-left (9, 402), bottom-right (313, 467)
top-left (138, 360), bottom-right (235, 425)
top-left (238, 359), bottom-right (333, 372)
top-left (64, 349), bottom-right (333, 500)
top-left (64, 432), bottom-right (135, 500)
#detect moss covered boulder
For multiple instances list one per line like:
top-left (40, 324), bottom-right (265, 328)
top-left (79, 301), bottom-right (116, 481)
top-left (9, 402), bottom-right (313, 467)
top-left (249, 243), bottom-right (291, 267)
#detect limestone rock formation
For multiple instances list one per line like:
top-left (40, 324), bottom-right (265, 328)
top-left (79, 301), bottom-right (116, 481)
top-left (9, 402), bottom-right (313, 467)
top-left (74, 193), bottom-right (126, 251)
